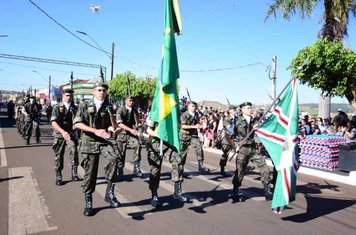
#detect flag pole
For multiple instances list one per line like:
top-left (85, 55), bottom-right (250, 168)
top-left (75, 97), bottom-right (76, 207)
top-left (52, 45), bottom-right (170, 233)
top-left (229, 59), bottom-right (307, 160)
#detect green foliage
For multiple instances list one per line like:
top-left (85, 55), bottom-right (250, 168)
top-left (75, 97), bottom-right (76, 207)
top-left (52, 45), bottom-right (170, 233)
top-left (108, 71), bottom-right (157, 101)
top-left (290, 39), bottom-right (356, 99)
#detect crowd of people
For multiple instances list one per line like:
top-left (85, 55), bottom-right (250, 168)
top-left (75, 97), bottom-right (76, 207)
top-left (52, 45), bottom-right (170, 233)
top-left (3, 85), bottom-right (356, 216)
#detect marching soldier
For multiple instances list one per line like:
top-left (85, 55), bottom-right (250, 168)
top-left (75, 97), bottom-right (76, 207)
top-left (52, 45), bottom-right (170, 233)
top-left (146, 116), bottom-right (188, 208)
top-left (115, 95), bottom-right (142, 178)
top-left (219, 105), bottom-right (238, 176)
top-left (50, 88), bottom-right (80, 186)
top-left (22, 96), bottom-right (41, 145)
top-left (231, 102), bottom-right (273, 202)
top-left (179, 101), bottom-right (209, 174)
top-left (73, 81), bottom-right (121, 216)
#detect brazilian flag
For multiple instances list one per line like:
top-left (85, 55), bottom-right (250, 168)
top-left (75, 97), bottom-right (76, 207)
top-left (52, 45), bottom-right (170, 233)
top-left (149, 0), bottom-right (182, 153)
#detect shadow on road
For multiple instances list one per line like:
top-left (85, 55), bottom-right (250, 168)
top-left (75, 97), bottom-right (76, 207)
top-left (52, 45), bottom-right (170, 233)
top-left (0, 176), bottom-right (24, 183)
top-left (282, 182), bottom-right (356, 222)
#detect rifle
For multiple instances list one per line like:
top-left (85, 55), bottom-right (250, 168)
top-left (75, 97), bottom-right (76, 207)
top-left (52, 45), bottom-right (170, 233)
top-left (186, 87), bottom-right (191, 101)
top-left (225, 97), bottom-right (231, 105)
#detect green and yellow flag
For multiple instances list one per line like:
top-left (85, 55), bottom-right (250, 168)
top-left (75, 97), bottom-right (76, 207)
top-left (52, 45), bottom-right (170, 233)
top-left (149, 0), bottom-right (182, 153)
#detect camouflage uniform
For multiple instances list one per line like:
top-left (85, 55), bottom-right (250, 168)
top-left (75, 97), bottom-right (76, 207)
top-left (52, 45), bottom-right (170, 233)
top-left (115, 105), bottom-right (141, 175)
top-left (219, 113), bottom-right (238, 172)
top-left (232, 114), bottom-right (272, 200)
top-left (73, 98), bottom-right (119, 195)
top-left (146, 118), bottom-right (187, 207)
top-left (51, 101), bottom-right (80, 185)
top-left (179, 110), bottom-right (209, 173)
top-left (23, 100), bottom-right (41, 144)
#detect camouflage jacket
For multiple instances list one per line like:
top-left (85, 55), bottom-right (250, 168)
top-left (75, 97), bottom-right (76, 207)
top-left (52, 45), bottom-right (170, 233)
top-left (73, 98), bottom-right (114, 143)
top-left (50, 102), bottom-right (77, 138)
top-left (116, 106), bottom-right (138, 131)
top-left (236, 115), bottom-right (256, 146)
top-left (180, 111), bottom-right (199, 136)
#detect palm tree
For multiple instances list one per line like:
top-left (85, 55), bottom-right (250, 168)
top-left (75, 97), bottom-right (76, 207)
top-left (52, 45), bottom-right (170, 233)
top-left (265, 0), bottom-right (356, 117)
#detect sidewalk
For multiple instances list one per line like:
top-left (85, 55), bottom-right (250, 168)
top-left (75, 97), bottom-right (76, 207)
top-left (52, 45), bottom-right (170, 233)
top-left (203, 147), bottom-right (356, 187)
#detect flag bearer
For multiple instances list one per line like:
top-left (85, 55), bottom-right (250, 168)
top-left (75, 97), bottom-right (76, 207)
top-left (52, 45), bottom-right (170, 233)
top-left (232, 102), bottom-right (273, 202)
top-left (146, 116), bottom-right (188, 208)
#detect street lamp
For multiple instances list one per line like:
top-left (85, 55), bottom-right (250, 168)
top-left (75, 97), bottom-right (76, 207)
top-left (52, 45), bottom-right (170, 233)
top-left (76, 30), bottom-right (115, 81)
top-left (32, 70), bottom-right (51, 104)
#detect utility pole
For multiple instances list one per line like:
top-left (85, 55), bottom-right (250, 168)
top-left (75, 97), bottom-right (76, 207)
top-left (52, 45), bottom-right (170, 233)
top-left (110, 42), bottom-right (115, 81)
top-left (70, 71), bottom-right (74, 90)
top-left (48, 75), bottom-right (51, 104)
top-left (271, 56), bottom-right (277, 100)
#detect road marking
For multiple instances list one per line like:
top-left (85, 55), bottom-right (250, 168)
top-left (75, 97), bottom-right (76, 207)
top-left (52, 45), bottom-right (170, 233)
top-left (161, 161), bottom-right (266, 202)
top-left (77, 167), bottom-right (152, 219)
top-left (8, 167), bottom-right (57, 234)
top-left (0, 127), bottom-right (7, 167)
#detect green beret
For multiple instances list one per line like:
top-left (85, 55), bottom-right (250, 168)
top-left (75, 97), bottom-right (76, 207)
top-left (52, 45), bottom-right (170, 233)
top-left (240, 102), bottom-right (252, 108)
top-left (62, 88), bottom-right (74, 94)
top-left (93, 81), bottom-right (108, 89)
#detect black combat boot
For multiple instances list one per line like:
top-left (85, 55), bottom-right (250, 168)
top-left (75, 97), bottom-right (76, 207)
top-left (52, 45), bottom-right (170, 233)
top-left (26, 137), bottom-right (30, 145)
top-left (36, 138), bottom-right (41, 143)
top-left (116, 168), bottom-right (124, 181)
top-left (220, 166), bottom-right (228, 176)
top-left (230, 185), bottom-right (245, 202)
top-left (264, 183), bottom-right (273, 201)
top-left (55, 171), bottom-right (63, 186)
top-left (198, 160), bottom-right (210, 174)
top-left (71, 166), bottom-right (81, 181)
top-left (133, 162), bottom-right (143, 177)
top-left (83, 194), bottom-right (94, 216)
top-left (104, 181), bottom-right (120, 208)
top-left (173, 181), bottom-right (188, 202)
top-left (151, 189), bottom-right (161, 208)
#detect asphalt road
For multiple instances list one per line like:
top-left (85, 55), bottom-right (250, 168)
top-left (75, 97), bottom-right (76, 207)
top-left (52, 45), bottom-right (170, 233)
top-left (0, 109), bottom-right (355, 235)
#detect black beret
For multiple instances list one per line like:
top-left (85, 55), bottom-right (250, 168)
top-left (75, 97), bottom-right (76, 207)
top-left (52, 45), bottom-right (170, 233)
top-left (93, 81), bottom-right (108, 89)
top-left (188, 101), bottom-right (197, 106)
top-left (30, 96), bottom-right (36, 99)
top-left (125, 95), bottom-right (134, 100)
top-left (228, 105), bottom-right (237, 110)
top-left (62, 88), bottom-right (74, 94)
top-left (240, 102), bottom-right (252, 108)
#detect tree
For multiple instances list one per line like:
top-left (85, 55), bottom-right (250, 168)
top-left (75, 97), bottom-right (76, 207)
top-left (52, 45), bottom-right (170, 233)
top-left (108, 71), bottom-right (157, 107)
top-left (290, 39), bottom-right (356, 111)
top-left (266, 0), bottom-right (356, 115)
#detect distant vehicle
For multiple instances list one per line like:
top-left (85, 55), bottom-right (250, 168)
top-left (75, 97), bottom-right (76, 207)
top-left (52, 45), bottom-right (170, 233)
top-left (90, 4), bottom-right (101, 13)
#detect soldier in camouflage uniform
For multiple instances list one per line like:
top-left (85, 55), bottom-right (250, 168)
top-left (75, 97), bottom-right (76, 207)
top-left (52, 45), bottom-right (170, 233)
top-left (73, 82), bottom-right (121, 216)
top-left (179, 101), bottom-right (209, 174)
top-left (219, 105), bottom-right (239, 176)
top-left (115, 95), bottom-right (142, 178)
top-left (146, 116), bottom-right (188, 208)
top-left (231, 102), bottom-right (273, 202)
top-left (51, 88), bottom-right (80, 186)
top-left (22, 96), bottom-right (41, 145)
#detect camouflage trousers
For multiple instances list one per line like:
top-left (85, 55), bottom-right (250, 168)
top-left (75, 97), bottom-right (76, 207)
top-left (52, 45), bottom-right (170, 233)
top-left (232, 146), bottom-right (271, 188)
top-left (80, 141), bottom-right (119, 194)
top-left (147, 140), bottom-right (183, 190)
top-left (115, 132), bottom-right (141, 167)
top-left (52, 137), bottom-right (79, 172)
top-left (219, 138), bottom-right (234, 168)
top-left (24, 119), bottom-right (40, 140)
top-left (180, 134), bottom-right (204, 165)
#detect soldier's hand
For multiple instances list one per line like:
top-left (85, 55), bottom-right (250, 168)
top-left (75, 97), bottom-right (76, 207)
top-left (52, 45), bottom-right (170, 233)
top-left (130, 129), bottom-right (140, 136)
top-left (235, 146), bottom-right (240, 153)
top-left (195, 123), bottom-right (203, 129)
top-left (62, 131), bottom-right (71, 141)
top-left (95, 129), bottom-right (111, 139)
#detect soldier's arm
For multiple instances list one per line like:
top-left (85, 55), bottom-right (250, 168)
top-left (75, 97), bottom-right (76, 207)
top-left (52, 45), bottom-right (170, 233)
top-left (116, 108), bottom-right (139, 135)
top-left (181, 113), bottom-right (202, 130)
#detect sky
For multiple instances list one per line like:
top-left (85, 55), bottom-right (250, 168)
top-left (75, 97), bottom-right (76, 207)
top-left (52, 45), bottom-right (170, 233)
top-left (1, 0), bottom-right (355, 106)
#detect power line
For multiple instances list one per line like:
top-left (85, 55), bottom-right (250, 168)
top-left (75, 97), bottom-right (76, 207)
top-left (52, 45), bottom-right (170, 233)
top-left (28, 0), bottom-right (109, 55)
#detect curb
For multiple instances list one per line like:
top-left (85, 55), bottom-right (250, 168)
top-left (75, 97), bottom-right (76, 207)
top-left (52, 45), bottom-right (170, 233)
top-left (203, 147), bottom-right (356, 187)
